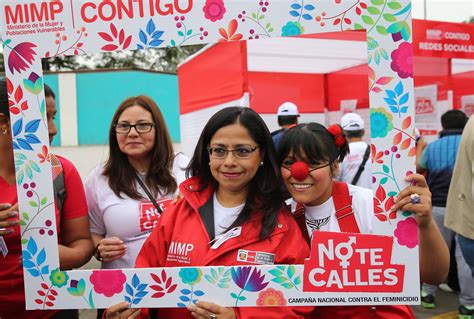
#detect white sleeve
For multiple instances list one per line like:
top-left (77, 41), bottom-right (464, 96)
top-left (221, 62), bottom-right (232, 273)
top-left (85, 165), bottom-right (107, 236)
top-left (172, 153), bottom-right (190, 186)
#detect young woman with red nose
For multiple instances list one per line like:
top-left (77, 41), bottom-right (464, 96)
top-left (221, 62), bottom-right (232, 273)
top-left (104, 107), bottom-right (312, 319)
top-left (277, 122), bottom-right (449, 319)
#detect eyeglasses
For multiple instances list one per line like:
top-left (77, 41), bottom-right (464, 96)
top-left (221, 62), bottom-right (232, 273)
top-left (207, 145), bottom-right (259, 159)
top-left (114, 122), bottom-right (155, 134)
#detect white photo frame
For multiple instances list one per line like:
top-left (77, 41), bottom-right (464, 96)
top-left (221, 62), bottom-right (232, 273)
top-left (1, 0), bottom-right (419, 310)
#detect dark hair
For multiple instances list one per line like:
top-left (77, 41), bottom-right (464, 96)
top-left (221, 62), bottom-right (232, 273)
top-left (0, 80), bottom-right (8, 119)
top-left (344, 129), bottom-right (365, 139)
top-left (441, 110), bottom-right (468, 130)
top-left (278, 115), bottom-right (298, 127)
top-left (44, 84), bottom-right (55, 99)
top-left (103, 95), bottom-right (177, 199)
top-left (278, 123), bottom-right (350, 172)
top-left (0, 79), bottom-right (55, 120)
top-left (187, 106), bottom-right (284, 239)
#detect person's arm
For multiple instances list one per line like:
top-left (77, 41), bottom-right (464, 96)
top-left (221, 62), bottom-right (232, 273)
top-left (59, 216), bottom-right (94, 269)
top-left (58, 157), bottom-right (94, 269)
top-left (391, 173), bottom-right (449, 284)
top-left (416, 138), bottom-right (428, 174)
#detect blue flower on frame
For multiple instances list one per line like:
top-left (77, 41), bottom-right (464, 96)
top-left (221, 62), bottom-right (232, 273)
top-left (281, 21), bottom-right (304, 36)
top-left (179, 268), bottom-right (203, 285)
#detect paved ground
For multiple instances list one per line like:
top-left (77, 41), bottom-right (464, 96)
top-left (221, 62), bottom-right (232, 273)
top-left (80, 288), bottom-right (461, 319)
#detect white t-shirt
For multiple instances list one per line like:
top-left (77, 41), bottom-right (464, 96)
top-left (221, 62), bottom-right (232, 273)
top-left (299, 184), bottom-right (374, 237)
top-left (213, 193), bottom-right (244, 237)
top-left (337, 141), bottom-right (372, 189)
top-left (86, 153), bottom-right (189, 269)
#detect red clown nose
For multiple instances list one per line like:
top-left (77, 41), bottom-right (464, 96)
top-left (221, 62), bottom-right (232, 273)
top-left (291, 161), bottom-right (309, 181)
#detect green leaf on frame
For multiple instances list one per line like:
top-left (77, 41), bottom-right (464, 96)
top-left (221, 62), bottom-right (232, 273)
top-left (30, 161), bottom-right (40, 173)
top-left (266, 22), bottom-right (271, 28)
top-left (370, 0), bottom-right (384, 5)
top-left (40, 197), bottom-right (47, 205)
top-left (211, 268), bottom-right (218, 279)
top-left (367, 37), bottom-right (378, 50)
top-left (259, 15), bottom-right (265, 20)
top-left (367, 6), bottom-right (380, 15)
top-left (383, 13), bottom-right (397, 22)
top-left (22, 212), bottom-right (29, 220)
top-left (361, 15), bottom-right (375, 25)
top-left (268, 28), bottom-right (274, 33)
top-left (380, 177), bottom-right (388, 184)
top-left (380, 48), bottom-right (389, 60)
top-left (231, 293), bottom-right (238, 299)
top-left (251, 13), bottom-right (257, 19)
top-left (272, 277), bottom-right (288, 284)
top-left (376, 25), bottom-right (388, 35)
top-left (354, 23), bottom-right (364, 30)
top-left (186, 29), bottom-right (192, 36)
top-left (170, 39), bottom-right (176, 46)
top-left (21, 239), bottom-right (28, 245)
top-left (281, 282), bottom-right (294, 289)
top-left (400, 23), bottom-right (411, 40)
top-left (269, 269), bottom-right (283, 277)
top-left (373, 51), bottom-right (380, 64)
top-left (177, 31), bottom-right (184, 37)
top-left (382, 165), bottom-right (390, 173)
top-left (29, 201), bottom-right (38, 208)
top-left (388, 191), bottom-right (398, 197)
top-left (17, 170), bottom-right (24, 185)
top-left (26, 165), bottom-right (33, 179)
top-left (40, 99), bottom-right (45, 117)
top-left (402, 211), bottom-right (412, 217)
top-left (238, 296), bottom-right (246, 301)
top-left (204, 275), bottom-right (216, 284)
top-left (387, 2), bottom-right (402, 9)
top-left (20, 220), bottom-right (26, 226)
top-left (287, 265), bottom-right (296, 278)
top-left (293, 276), bottom-right (302, 285)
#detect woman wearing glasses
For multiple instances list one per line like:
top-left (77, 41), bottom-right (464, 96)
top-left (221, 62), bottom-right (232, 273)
top-left (85, 96), bottom-right (188, 317)
top-left (277, 122), bottom-right (449, 319)
top-left (105, 107), bottom-right (312, 319)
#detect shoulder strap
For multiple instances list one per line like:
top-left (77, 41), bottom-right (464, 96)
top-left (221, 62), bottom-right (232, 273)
top-left (351, 144), bottom-right (371, 186)
top-left (293, 205), bottom-right (311, 245)
top-left (134, 172), bottom-right (163, 215)
top-left (50, 154), bottom-right (66, 214)
top-left (332, 182), bottom-right (360, 233)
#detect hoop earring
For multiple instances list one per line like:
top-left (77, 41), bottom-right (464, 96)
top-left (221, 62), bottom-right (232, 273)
top-left (1, 129), bottom-right (7, 135)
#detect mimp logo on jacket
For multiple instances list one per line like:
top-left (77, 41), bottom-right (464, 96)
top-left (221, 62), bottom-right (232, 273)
top-left (167, 241), bottom-right (194, 264)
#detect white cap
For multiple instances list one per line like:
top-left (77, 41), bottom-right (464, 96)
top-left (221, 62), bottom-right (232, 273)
top-left (341, 113), bottom-right (364, 131)
top-left (277, 102), bottom-right (300, 116)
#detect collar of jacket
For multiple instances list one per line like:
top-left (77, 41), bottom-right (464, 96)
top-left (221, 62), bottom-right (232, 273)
top-left (179, 176), bottom-right (288, 244)
top-left (439, 128), bottom-right (463, 138)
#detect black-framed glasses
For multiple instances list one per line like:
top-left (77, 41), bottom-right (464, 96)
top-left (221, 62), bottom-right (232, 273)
top-left (114, 122), bottom-right (155, 134)
top-left (207, 145), bottom-right (259, 159)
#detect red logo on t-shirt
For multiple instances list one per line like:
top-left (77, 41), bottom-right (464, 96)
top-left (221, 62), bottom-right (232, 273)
top-left (139, 198), bottom-right (172, 232)
top-left (303, 231), bottom-right (405, 292)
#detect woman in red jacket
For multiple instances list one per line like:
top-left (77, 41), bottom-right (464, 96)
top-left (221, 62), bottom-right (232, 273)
top-left (277, 122), bottom-right (449, 319)
top-left (106, 107), bottom-right (312, 319)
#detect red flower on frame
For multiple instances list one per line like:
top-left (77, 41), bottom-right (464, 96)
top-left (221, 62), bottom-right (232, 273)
top-left (7, 42), bottom-right (37, 74)
top-left (218, 19), bottom-right (243, 42)
top-left (38, 145), bottom-right (51, 164)
top-left (203, 0), bottom-right (226, 22)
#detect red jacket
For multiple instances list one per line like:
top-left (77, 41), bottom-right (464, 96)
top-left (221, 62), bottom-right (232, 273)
top-left (135, 176), bottom-right (313, 319)
top-left (294, 182), bottom-right (415, 319)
